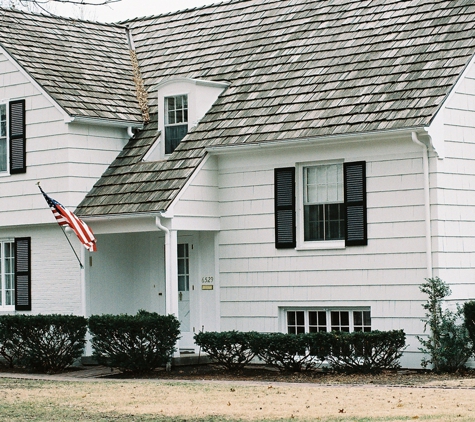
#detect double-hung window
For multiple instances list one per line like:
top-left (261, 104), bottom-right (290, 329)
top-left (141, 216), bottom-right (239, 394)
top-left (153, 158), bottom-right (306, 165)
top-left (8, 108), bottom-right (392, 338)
top-left (274, 161), bottom-right (367, 248)
top-left (286, 309), bottom-right (371, 334)
top-left (303, 163), bottom-right (344, 241)
top-left (0, 238), bottom-right (31, 312)
top-left (0, 240), bottom-right (15, 310)
top-left (165, 95), bottom-right (188, 154)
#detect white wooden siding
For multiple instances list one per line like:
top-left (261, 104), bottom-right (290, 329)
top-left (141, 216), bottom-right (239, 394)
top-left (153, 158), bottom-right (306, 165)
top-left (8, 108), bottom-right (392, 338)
top-left (215, 138), bottom-right (428, 367)
top-left (173, 155), bottom-right (219, 218)
top-left (434, 60), bottom-right (475, 302)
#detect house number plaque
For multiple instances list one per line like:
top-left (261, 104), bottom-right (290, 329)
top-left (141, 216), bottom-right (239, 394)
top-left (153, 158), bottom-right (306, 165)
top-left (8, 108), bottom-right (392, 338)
top-left (201, 276), bottom-right (214, 290)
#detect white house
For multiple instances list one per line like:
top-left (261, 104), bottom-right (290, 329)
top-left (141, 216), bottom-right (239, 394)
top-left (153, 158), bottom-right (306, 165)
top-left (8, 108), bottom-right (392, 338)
top-left (1, 0), bottom-right (475, 367)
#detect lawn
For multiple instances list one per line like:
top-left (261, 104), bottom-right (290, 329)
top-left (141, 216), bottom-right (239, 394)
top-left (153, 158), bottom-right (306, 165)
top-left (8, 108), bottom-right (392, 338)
top-left (0, 376), bottom-right (474, 421)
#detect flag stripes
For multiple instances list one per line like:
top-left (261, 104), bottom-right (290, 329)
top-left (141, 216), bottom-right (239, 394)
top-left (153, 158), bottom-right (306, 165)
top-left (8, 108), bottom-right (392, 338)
top-left (39, 186), bottom-right (97, 252)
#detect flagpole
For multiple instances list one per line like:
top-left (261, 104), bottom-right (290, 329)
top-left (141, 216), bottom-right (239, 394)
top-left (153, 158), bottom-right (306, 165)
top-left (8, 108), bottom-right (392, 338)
top-left (59, 225), bottom-right (84, 269)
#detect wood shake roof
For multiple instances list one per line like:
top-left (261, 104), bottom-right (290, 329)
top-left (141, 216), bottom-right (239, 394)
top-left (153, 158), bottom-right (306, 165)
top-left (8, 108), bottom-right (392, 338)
top-left (2, 1), bottom-right (475, 217)
top-left (0, 7), bottom-right (141, 124)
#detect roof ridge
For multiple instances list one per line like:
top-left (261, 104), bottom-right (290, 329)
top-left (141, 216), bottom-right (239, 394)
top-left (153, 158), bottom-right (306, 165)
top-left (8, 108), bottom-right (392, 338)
top-left (119, 0), bottom-right (261, 24)
top-left (0, 5), bottom-right (126, 28)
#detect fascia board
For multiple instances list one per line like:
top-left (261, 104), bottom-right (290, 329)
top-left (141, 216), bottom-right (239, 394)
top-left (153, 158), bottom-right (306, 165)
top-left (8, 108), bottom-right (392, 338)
top-left (206, 127), bottom-right (422, 155)
top-left (0, 44), bottom-right (71, 122)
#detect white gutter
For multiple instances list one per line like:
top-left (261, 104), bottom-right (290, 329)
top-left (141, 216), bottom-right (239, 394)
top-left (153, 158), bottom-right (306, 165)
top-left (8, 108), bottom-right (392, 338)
top-left (412, 132), bottom-right (433, 279)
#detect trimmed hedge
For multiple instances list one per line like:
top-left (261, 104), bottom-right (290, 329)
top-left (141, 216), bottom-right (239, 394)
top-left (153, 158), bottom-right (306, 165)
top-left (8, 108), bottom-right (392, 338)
top-left (195, 330), bottom-right (406, 374)
top-left (253, 332), bottom-right (329, 372)
top-left (88, 310), bottom-right (180, 374)
top-left (0, 314), bottom-right (87, 374)
top-left (194, 330), bottom-right (258, 371)
top-left (323, 330), bottom-right (406, 374)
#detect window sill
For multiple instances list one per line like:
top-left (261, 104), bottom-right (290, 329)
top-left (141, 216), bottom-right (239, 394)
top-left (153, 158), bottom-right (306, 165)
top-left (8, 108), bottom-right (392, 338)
top-left (296, 240), bottom-right (345, 251)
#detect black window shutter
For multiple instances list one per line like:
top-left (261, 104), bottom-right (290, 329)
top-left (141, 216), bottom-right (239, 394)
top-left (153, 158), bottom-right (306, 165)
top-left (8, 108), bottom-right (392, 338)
top-left (344, 161), bottom-right (367, 246)
top-left (9, 99), bottom-right (26, 174)
top-left (14, 237), bottom-right (31, 311)
top-left (275, 167), bottom-right (296, 249)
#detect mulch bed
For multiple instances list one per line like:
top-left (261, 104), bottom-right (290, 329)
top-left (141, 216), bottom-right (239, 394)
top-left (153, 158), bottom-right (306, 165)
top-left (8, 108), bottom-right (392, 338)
top-left (102, 363), bottom-right (475, 386)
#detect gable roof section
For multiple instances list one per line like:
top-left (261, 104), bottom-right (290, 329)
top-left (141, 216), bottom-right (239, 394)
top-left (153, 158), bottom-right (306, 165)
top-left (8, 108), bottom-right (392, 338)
top-left (75, 0), bottom-right (475, 216)
top-left (0, 7), bottom-right (142, 124)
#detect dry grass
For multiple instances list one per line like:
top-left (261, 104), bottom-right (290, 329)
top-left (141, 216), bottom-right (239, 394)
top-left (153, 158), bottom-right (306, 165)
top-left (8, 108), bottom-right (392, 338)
top-left (1, 369), bottom-right (475, 421)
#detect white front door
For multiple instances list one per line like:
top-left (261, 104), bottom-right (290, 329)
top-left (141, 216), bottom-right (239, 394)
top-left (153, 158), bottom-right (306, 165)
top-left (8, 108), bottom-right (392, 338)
top-left (177, 242), bottom-right (194, 349)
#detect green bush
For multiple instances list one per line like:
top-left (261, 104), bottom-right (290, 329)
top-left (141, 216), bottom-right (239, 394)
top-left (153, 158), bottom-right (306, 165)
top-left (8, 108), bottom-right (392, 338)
top-left (194, 331), bottom-right (258, 370)
top-left (463, 301), bottom-right (475, 354)
top-left (88, 310), bottom-right (180, 374)
top-left (417, 277), bottom-right (472, 372)
top-left (0, 315), bottom-right (25, 368)
top-left (323, 330), bottom-right (406, 374)
top-left (0, 314), bottom-right (87, 373)
top-left (253, 332), bottom-right (328, 372)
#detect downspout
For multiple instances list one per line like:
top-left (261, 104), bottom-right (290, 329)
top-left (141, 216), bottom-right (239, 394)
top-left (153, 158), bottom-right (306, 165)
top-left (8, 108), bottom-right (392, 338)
top-left (412, 132), bottom-right (433, 279)
top-left (155, 215), bottom-right (172, 315)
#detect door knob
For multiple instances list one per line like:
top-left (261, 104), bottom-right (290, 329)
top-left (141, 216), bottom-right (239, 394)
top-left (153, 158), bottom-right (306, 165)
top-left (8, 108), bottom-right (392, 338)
top-left (179, 291), bottom-right (183, 301)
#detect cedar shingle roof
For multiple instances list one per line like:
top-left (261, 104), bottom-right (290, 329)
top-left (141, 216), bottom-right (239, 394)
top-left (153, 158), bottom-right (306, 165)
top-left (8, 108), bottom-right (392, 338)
top-left (2, 1), bottom-right (475, 217)
top-left (0, 7), bottom-right (141, 124)
top-left (77, 0), bottom-right (475, 217)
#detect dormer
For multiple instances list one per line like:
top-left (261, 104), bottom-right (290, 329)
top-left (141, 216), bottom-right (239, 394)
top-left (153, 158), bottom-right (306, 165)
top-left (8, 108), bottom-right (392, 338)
top-left (144, 78), bottom-right (229, 161)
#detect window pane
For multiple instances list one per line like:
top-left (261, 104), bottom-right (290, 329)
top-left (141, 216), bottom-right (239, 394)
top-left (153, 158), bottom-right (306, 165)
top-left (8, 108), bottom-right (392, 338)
top-left (354, 311), bottom-right (362, 326)
top-left (165, 124), bottom-right (188, 154)
top-left (0, 241), bottom-right (15, 307)
top-left (0, 104), bottom-right (5, 137)
top-left (304, 204), bottom-right (324, 241)
top-left (287, 311), bottom-right (305, 334)
top-left (325, 203), bottom-right (344, 240)
top-left (303, 164), bottom-right (344, 241)
top-left (0, 139), bottom-right (6, 172)
top-left (341, 311), bottom-right (349, 326)
top-left (363, 311), bottom-right (371, 326)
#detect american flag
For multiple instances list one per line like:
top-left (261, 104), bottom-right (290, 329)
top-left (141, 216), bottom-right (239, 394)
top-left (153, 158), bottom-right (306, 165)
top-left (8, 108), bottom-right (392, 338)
top-left (39, 186), bottom-right (97, 252)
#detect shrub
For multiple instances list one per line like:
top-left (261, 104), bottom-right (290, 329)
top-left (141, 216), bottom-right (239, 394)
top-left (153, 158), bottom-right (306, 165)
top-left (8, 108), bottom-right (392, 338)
top-left (253, 332), bottom-right (328, 372)
top-left (0, 314), bottom-right (87, 373)
top-left (194, 331), bottom-right (258, 371)
top-left (88, 310), bottom-right (180, 374)
top-left (463, 301), bottom-right (475, 354)
top-left (0, 315), bottom-right (25, 368)
top-left (323, 330), bottom-right (406, 374)
top-left (418, 277), bottom-right (472, 372)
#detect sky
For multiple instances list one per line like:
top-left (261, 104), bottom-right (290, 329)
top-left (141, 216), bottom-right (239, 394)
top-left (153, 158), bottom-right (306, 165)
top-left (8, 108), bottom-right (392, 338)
top-left (55, 0), bottom-right (222, 22)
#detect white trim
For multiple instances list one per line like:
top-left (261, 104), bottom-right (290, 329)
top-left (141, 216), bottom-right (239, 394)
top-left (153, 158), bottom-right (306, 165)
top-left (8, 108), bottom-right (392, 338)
top-left (0, 239), bottom-right (15, 312)
top-left (206, 127), bottom-right (421, 155)
top-left (155, 77), bottom-right (230, 90)
top-left (296, 159), bottom-right (345, 250)
top-left (67, 115), bottom-right (143, 129)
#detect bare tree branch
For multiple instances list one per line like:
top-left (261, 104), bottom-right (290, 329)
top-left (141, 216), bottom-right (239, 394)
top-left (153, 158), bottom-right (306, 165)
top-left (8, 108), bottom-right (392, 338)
top-left (11, 0), bottom-right (120, 5)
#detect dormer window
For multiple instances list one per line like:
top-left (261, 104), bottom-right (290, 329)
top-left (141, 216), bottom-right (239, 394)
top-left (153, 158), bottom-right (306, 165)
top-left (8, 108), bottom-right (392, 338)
top-left (165, 95), bottom-right (188, 154)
